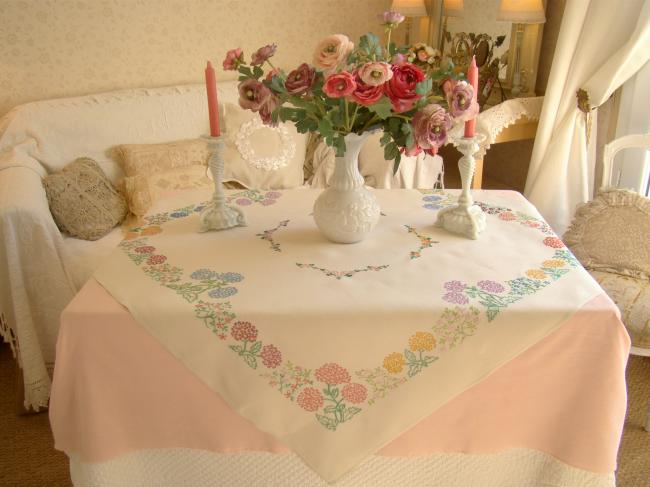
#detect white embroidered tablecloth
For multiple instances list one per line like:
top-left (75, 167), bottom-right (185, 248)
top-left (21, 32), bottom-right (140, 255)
top-left (93, 188), bottom-right (601, 482)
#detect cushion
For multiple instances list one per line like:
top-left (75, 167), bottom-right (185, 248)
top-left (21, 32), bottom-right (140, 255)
top-left (591, 270), bottom-right (650, 349)
top-left (42, 157), bottom-right (128, 240)
top-left (564, 188), bottom-right (650, 279)
top-left (222, 103), bottom-right (306, 189)
top-left (116, 138), bottom-right (212, 215)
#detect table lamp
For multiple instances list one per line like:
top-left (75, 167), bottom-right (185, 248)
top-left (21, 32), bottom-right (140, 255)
top-left (497, 0), bottom-right (545, 97)
top-left (391, 0), bottom-right (428, 45)
top-left (440, 0), bottom-right (464, 54)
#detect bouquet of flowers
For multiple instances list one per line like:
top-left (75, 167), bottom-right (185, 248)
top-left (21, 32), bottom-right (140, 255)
top-left (223, 10), bottom-right (478, 169)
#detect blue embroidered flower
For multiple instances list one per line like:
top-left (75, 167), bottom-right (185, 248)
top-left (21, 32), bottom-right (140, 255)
top-left (193, 206), bottom-right (205, 212)
top-left (209, 287), bottom-right (238, 299)
top-left (423, 195), bottom-right (442, 202)
top-left (170, 211), bottom-right (189, 218)
top-left (218, 272), bottom-right (244, 283)
top-left (191, 268), bottom-right (218, 280)
top-left (507, 277), bottom-right (545, 295)
top-left (423, 203), bottom-right (443, 210)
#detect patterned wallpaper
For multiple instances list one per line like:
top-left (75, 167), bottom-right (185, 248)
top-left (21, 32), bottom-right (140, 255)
top-left (0, 0), bottom-right (391, 117)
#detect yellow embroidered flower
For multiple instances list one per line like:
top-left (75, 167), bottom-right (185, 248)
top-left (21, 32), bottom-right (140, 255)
top-left (383, 352), bottom-right (406, 374)
top-left (123, 231), bottom-right (140, 240)
top-left (141, 226), bottom-right (162, 236)
top-left (408, 331), bottom-right (436, 352)
top-left (542, 259), bottom-right (565, 268)
top-left (526, 269), bottom-right (547, 280)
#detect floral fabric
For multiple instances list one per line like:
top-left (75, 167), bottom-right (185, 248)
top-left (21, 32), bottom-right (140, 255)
top-left (93, 188), bottom-right (603, 482)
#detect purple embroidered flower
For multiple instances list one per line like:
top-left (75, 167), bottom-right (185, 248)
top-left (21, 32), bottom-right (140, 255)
top-left (170, 211), bottom-right (189, 218)
top-left (424, 203), bottom-right (442, 210)
top-left (443, 292), bottom-right (469, 305)
top-left (477, 280), bottom-right (505, 293)
top-left (209, 287), bottom-right (238, 299)
top-left (191, 268), bottom-right (218, 280)
top-left (236, 198), bottom-right (252, 206)
top-left (217, 272), bottom-right (244, 283)
top-left (265, 191), bottom-right (282, 199)
top-left (444, 280), bottom-right (467, 293)
top-left (261, 199), bottom-right (275, 206)
top-left (423, 195), bottom-right (442, 202)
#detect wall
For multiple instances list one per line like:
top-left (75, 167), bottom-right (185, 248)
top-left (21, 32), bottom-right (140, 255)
top-left (0, 0), bottom-right (391, 117)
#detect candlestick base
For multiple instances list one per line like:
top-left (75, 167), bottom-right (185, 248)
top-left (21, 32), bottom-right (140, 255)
top-left (435, 134), bottom-right (486, 240)
top-left (199, 135), bottom-right (247, 233)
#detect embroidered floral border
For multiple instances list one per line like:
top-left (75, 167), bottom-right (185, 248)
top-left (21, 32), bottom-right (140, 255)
top-left (117, 191), bottom-right (579, 432)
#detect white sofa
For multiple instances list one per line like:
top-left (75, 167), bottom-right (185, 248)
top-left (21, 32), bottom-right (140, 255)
top-left (0, 81), bottom-right (443, 410)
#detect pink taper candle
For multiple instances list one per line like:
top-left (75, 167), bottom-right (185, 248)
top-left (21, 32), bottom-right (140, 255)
top-left (205, 61), bottom-right (220, 137)
top-left (464, 56), bottom-right (479, 138)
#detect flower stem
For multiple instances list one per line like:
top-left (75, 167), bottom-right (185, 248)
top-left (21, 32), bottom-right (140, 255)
top-left (349, 103), bottom-right (360, 132)
top-left (386, 29), bottom-right (392, 61)
top-left (344, 98), bottom-right (350, 132)
top-left (266, 59), bottom-right (277, 71)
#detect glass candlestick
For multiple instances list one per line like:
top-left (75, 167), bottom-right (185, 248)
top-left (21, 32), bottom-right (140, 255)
top-left (435, 134), bottom-right (486, 239)
top-left (199, 135), bottom-right (246, 233)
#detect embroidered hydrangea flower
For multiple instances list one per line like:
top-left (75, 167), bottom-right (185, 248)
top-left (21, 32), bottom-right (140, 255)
top-left (408, 331), bottom-right (436, 352)
top-left (526, 269), bottom-right (547, 280)
top-left (499, 212), bottom-right (516, 221)
top-left (315, 363), bottom-right (350, 385)
top-left (209, 287), bottom-right (238, 299)
top-left (265, 191), bottom-right (282, 199)
top-left (542, 259), bottom-right (565, 268)
top-left (523, 220), bottom-right (541, 228)
top-left (477, 280), bottom-right (505, 293)
top-left (261, 199), bottom-right (275, 206)
top-left (341, 383), bottom-right (368, 404)
top-left (543, 237), bottom-right (565, 248)
top-left (147, 255), bottom-right (167, 265)
top-left (134, 246), bottom-right (155, 254)
top-left (383, 352), bottom-right (405, 374)
top-left (236, 198), bottom-right (252, 206)
top-left (231, 321), bottom-right (258, 342)
top-left (443, 292), bottom-right (469, 305)
top-left (297, 387), bottom-right (324, 412)
top-left (218, 272), bottom-right (244, 283)
top-left (444, 280), bottom-right (467, 293)
top-left (191, 268), bottom-right (218, 280)
top-left (260, 344), bottom-right (282, 368)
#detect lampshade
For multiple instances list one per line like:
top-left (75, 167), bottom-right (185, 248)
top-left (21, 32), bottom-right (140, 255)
top-left (391, 0), bottom-right (428, 17)
top-left (497, 0), bottom-right (546, 23)
top-left (443, 0), bottom-right (464, 17)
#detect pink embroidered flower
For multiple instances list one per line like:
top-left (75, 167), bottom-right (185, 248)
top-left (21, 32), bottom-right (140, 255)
top-left (231, 321), bottom-right (258, 342)
top-left (222, 48), bottom-right (244, 71)
top-left (443, 292), bottom-right (469, 305)
top-left (543, 236), bottom-right (565, 249)
top-left (147, 255), bottom-right (167, 265)
top-left (477, 280), bottom-right (505, 293)
top-left (444, 280), bottom-right (467, 293)
top-left (323, 71), bottom-right (357, 98)
top-left (251, 44), bottom-right (277, 66)
top-left (357, 62), bottom-right (393, 87)
top-left (236, 198), bottom-right (252, 206)
top-left (341, 383), bottom-right (367, 404)
top-left (315, 363), bottom-right (351, 385)
top-left (499, 212), bottom-right (516, 221)
top-left (260, 344), bottom-right (282, 368)
top-left (313, 34), bottom-right (354, 74)
top-left (261, 199), bottom-right (276, 206)
top-left (523, 220), bottom-right (541, 228)
top-left (297, 387), bottom-right (324, 412)
top-left (135, 246), bottom-right (155, 254)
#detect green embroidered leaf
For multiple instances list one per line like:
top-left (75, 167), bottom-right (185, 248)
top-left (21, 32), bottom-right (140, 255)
top-left (249, 341), bottom-right (262, 355)
top-left (403, 349), bottom-right (417, 363)
top-left (243, 354), bottom-right (258, 369)
top-left (343, 407), bottom-right (362, 422)
top-left (229, 345), bottom-right (244, 354)
top-left (316, 414), bottom-right (338, 431)
top-left (423, 355), bottom-right (438, 365)
top-left (486, 308), bottom-right (499, 322)
top-left (329, 387), bottom-right (339, 399)
top-left (323, 405), bottom-right (338, 414)
top-left (407, 364), bottom-right (422, 377)
top-left (368, 97), bottom-right (393, 120)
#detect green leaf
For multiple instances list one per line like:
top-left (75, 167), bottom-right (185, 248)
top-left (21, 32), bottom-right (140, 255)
top-left (329, 387), bottom-right (339, 399)
top-left (249, 341), bottom-right (262, 355)
top-left (323, 405), bottom-right (338, 414)
top-left (392, 152), bottom-right (401, 174)
top-left (404, 349), bottom-right (417, 363)
top-left (238, 66), bottom-right (254, 78)
top-left (270, 75), bottom-right (286, 93)
top-left (243, 354), bottom-right (258, 369)
top-left (406, 132), bottom-right (415, 149)
top-left (380, 132), bottom-right (392, 146)
top-left (368, 97), bottom-right (393, 120)
top-left (383, 142), bottom-right (399, 162)
top-left (343, 407), bottom-right (362, 422)
top-left (487, 308), bottom-right (499, 321)
top-left (407, 364), bottom-right (422, 377)
top-left (415, 78), bottom-right (433, 95)
top-left (318, 118), bottom-right (334, 139)
top-left (252, 65), bottom-right (264, 79)
top-left (316, 414), bottom-right (338, 431)
top-left (229, 345), bottom-right (244, 354)
top-left (423, 356), bottom-right (439, 365)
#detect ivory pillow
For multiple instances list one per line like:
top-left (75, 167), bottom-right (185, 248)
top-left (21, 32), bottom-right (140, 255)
top-left (222, 103), bottom-right (306, 189)
top-left (116, 139), bottom-right (211, 215)
top-left (43, 157), bottom-right (128, 240)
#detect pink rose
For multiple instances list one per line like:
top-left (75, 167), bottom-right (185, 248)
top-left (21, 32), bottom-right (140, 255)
top-left (223, 48), bottom-right (244, 71)
top-left (350, 77), bottom-right (384, 106)
top-left (384, 63), bottom-right (425, 113)
top-left (238, 79), bottom-right (272, 111)
top-left (251, 44), bottom-right (277, 66)
top-left (392, 53), bottom-right (407, 65)
top-left (412, 103), bottom-right (452, 153)
top-left (323, 71), bottom-right (356, 98)
top-left (358, 62), bottom-right (393, 86)
top-left (285, 63), bottom-right (316, 95)
top-left (379, 10), bottom-right (405, 26)
top-left (313, 34), bottom-right (354, 74)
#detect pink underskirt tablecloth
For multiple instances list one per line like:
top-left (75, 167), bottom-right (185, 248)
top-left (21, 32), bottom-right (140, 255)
top-left (50, 278), bottom-right (629, 475)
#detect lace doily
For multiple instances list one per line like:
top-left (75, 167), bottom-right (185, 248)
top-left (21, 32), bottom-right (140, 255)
top-left (449, 97), bottom-right (543, 158)
top-left (234, 118), bottom-right (295, 171)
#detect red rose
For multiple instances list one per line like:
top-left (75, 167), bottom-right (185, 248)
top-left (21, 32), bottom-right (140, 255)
top-left (323, 71), bottom-right (357, 98)
top-left (350, 77), bottom-right (384, 106)
top-left (384, 63), bottom-right (425, 113)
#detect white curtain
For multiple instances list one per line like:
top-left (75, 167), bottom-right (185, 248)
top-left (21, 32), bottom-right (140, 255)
top-left (524, 0), bottom-right (650, 234)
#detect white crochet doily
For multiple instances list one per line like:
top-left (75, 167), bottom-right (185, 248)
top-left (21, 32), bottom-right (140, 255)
top-left (234, 118), bottom-right (295, 171)
top-left (449, 97), bottom-right (543, 158)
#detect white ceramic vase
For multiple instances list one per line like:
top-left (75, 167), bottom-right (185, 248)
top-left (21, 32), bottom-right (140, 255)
top-left (313, 132), bottom-right (380, 244)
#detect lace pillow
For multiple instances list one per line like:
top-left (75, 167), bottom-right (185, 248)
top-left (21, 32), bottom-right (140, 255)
top-left (116, 139), bottom-right (212, 215)
top-left (222, 103), bottom-right (306, 189)
top-left (564, 188), bottom-right (650, 279)
top-left (43, 157), bottom-right (128, 240)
